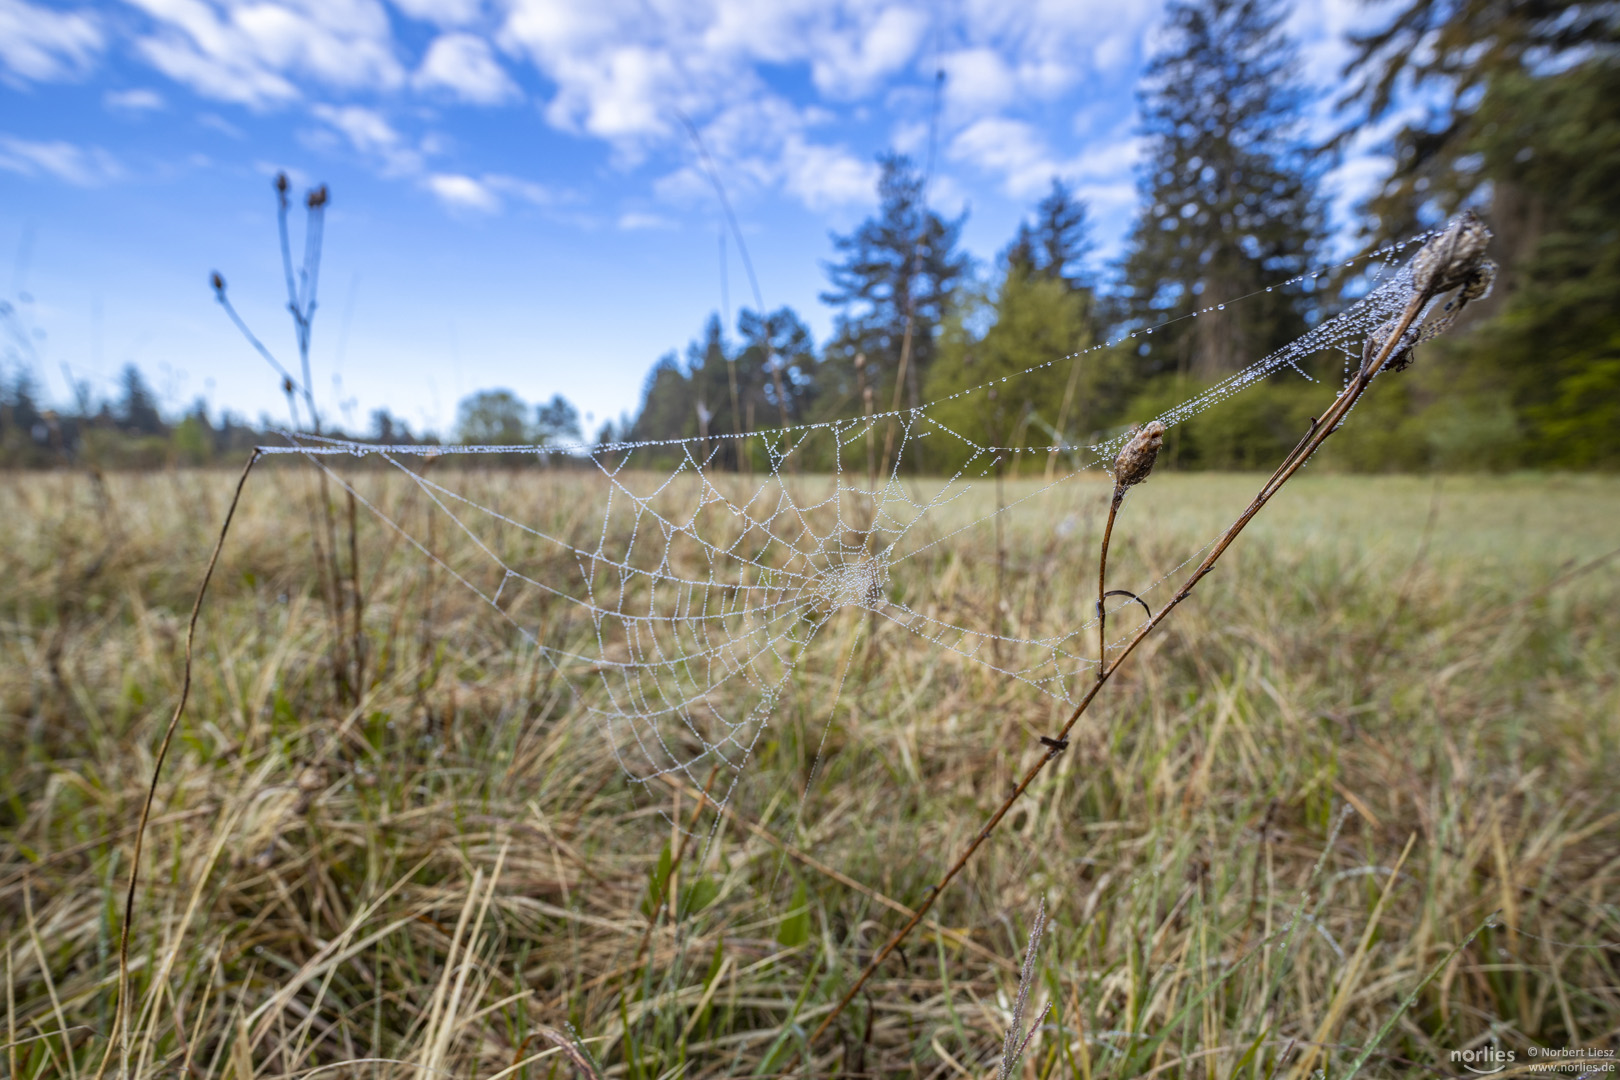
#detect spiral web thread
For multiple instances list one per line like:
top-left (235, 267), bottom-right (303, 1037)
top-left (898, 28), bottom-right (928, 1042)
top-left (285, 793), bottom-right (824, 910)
top-left (259, 238), bottom-right (1432, 816)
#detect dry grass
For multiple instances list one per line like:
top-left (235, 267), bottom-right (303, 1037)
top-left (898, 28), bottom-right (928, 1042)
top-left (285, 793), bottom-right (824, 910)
top-left (2, 464), bottom-right (1617, 1078)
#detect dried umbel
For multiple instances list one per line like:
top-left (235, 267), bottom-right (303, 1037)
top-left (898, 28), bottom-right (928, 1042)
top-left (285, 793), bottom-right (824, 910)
top-left (1113, 421), bottom-right (1165, 490)
top-left (1409, 210), bottom-right (1492, 299)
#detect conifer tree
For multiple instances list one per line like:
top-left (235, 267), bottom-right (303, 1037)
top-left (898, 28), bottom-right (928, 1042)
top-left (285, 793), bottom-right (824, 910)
top-left (821, 153), bottom-right (968, 414)
top-left (1005, 179), bottom-right (1097, 294)
top-left (1120, 0), bottom-right (1325, 382)
top-left (1340, 0), bottom-right (1618, 466)
top-left (119, 364), bottom-right (166, 435)
top-left (1340, 0), bottom-right (1615, 252)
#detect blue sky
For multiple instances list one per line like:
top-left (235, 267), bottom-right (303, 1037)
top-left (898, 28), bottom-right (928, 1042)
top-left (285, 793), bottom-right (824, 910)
top-left (1, 0), bottom-right (1405, 438)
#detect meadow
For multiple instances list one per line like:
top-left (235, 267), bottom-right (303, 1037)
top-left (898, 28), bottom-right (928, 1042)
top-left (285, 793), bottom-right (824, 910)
top-left (2, 464), bottom-right (1617, 1078)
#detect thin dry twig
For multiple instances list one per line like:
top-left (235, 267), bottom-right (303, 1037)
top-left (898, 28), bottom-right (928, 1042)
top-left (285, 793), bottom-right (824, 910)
top-left (92, 449), bottom-right (262, 1080)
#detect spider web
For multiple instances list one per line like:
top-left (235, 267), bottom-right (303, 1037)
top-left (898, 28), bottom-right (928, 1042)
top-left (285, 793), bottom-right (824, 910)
top-left (258, 234), bottom-right (1434, 813)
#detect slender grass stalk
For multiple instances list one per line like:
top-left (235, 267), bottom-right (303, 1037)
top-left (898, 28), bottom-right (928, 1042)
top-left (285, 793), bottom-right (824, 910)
top-left (1343, 912), bottom-right (1499, 1079)
top-left (92, 449), bottom-right (261, 1080)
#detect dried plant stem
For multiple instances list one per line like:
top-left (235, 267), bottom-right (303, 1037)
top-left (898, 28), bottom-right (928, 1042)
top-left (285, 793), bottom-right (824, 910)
top-left (805, 293), bottom-right (1429, 1053)
top-left (1096, 490), bottom-right (1123, 683)
top-left (93, 450), bottom-right (261, 1080)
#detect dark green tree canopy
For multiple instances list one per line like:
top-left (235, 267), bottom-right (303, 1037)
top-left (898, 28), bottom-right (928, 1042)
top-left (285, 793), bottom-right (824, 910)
top-left (1120, 0), bottom-right (1326, 380)
top-left (119, 364), bottom-right (165, 436)
top-left (1341, 0), bottom-right (1617, 239)
top-left (821, 153), bottom-right (969, 411)
top-left (455, 388), bottom-right (530, 446)
top-left (1004, 179), bottom-right (1097, 292)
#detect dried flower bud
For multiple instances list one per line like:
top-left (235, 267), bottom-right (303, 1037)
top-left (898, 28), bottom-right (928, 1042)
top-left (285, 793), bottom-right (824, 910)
top-left (274, 172), bottom-right (288, 194)
top-left (1457, 257), bottom-right (1496, 304)
top-left (1409, 210), bottom-right (1492, 298)
top-left (210, 271), bottom-right (225, 293)
top-left (1364, 317), bottom-right (1420, 373)
top-left (307, 184), bottom-right (328, 209)
top-left (1113, 421), bottom-right (1165, 490)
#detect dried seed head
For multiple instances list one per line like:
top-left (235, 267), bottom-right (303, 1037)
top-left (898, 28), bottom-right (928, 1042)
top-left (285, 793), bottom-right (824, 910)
top-left (1113, 421), bottom-right (1165, 489)
top-left (210, 270), bottom-right (225, 293)
top-left (1409, 210), bottom-right (1492, 298)
top-left (1457, 257), bottom-right (1496, 304)
top-left (1364, 317), bottom-right (1420, 373)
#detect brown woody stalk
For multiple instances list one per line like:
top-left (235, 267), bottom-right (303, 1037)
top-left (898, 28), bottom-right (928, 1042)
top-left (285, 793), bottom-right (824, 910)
top-left (1096, 421), bottom-right (1164, 679)
top-left (805, 216), bottom-right (1491, 1053)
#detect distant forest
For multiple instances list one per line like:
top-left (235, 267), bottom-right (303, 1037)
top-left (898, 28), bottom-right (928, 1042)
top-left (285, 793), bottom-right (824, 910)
top-left (4, 0), bottom-right (1615, 471)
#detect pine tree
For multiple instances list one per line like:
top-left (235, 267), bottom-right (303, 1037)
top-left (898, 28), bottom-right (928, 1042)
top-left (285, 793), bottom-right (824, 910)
top-left (821, 153), bottom-right (968, 415)
top-left (1340, 0), bottom-right (1615, 253)
top-left (119, 364), bottom-right (166, 435)
top-left (626, 307), bottom-right (823, 469)
top-left (1005, 179), bottom-right (1097, 294)
top-left (1120, 0), bottom-right (1325, 382)
top-left (1342, 1), bottom-right (1619, 466)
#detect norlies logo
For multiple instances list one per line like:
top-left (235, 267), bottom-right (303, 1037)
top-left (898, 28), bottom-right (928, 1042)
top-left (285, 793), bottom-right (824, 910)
top-left (1453, 1048), bottom-right (1517, 1074)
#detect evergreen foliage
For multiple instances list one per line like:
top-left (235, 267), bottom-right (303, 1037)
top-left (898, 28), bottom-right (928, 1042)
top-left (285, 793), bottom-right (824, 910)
top-left (1342, 0), bottom-right (1620, 466)
top-left (1119, 0), bottom-right (1326, 383)
top-left (821, 153), bottom-right (969, 415)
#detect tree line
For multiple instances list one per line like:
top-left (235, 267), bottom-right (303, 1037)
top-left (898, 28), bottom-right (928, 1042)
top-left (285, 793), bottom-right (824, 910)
top-left (4, 0), bottom-right (1611, 471)
top-left (625, 0), bottom-right (1618, 471)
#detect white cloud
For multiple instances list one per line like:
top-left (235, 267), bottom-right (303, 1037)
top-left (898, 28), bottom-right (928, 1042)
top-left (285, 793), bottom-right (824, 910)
top-left (949, 117), bottom-right (1055, 198)
top-left (414, 32), bottom-right (518, 104)
top-left (804, 5), bottom-right (925, 99)
top-left (425, 172), bottom-right (499, 211)
top-left (105, 87), bottom-right (166, 111)
top-left (198, 111), bottom-right (243, 136)
top-left (1065, 134), bottom-right (1144, 181)
top-left (424, 171), bottom-right (558, 213)
top-left (0, 0), bottom-right (102, 84)
top-left (125, 0), bottom-right (404, 108)
top-left (618, 210), bottom-right (674, 230)
top-left (651, 94), bottom-right (877, 213)
top-left (311, 103), bottom-right (423, 174)
top-left (780, 136), bottom-right (879, 210)
top-left (490, 0), bottom-right (1169, 214)
top-left (0, 135), bottom-right (121, 185)
top-left (486, 173), bottom-right (556, 205)
top-left (940, 48), bottom-right (1016, 113)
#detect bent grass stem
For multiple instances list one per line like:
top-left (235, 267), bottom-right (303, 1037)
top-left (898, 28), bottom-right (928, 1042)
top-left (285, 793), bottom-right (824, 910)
top-left (93, 450), bottom-right (262, 1080)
